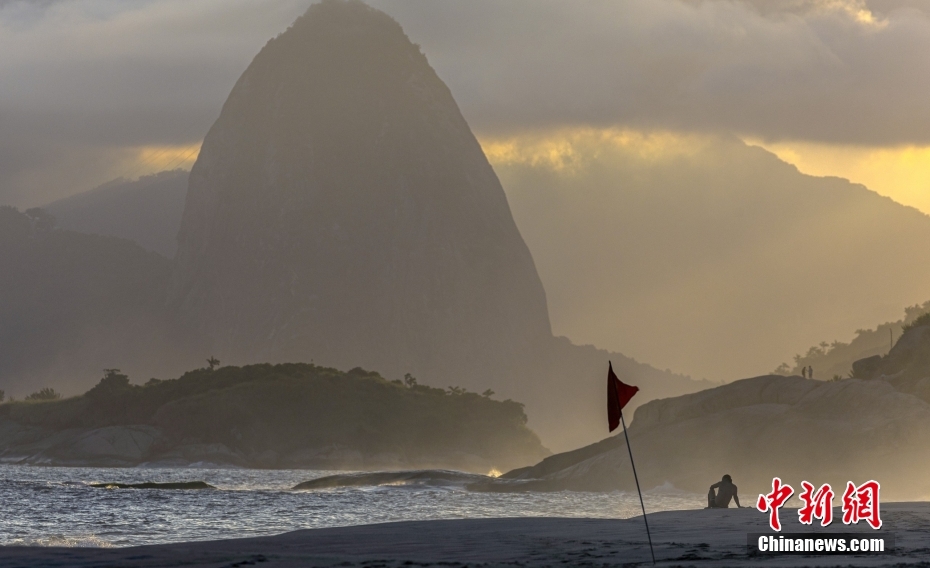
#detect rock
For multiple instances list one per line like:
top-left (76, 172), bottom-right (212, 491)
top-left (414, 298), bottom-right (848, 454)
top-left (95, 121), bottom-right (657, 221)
top-left (37, 426), bottom-right (162, 466)
top-left (166, 0), bottom-right (551, 388)
top-left (66, 426), bottom-right (160, 460)
top-left (852, 355), bottom-right (883, 379)
top-left (884, 325), bottom-right (930, 377)
top-left (90, 481), bottom-right (215, 490)
top-left (498, 375), bottom-right (930, 500)
top-left (154, 443), bottom-right (247, 468)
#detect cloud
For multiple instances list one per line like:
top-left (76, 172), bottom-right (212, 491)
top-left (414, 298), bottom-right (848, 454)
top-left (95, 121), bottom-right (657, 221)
top-left (2, 0), bottom-right (930, 205)
top-left (370, 0), bottom-right (930, 144)
top-left (0, 0), bottom-right (309, 205)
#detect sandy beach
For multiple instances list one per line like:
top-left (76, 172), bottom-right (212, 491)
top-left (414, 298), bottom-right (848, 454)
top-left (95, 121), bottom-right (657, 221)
top-left (0, 502), bottom-right (922, 567)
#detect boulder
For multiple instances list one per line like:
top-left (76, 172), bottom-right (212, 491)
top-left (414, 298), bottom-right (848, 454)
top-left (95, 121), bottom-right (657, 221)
top-left (852, 355), bottom-right (883, 379)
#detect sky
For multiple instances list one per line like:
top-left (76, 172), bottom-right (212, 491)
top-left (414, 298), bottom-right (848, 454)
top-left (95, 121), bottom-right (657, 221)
top-left (1, 0), bottom-right (929, 213)
top-left (2, 0), bottom-right (930, 381)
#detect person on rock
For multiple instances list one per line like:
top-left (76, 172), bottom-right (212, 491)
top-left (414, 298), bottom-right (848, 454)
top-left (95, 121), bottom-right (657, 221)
top-left (802, 367), bottom-right (807, 378)
top-left (707, 474), bottom-right (741, 508)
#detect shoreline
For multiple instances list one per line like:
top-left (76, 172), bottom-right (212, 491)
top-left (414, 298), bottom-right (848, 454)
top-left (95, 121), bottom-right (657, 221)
top-left (0, 504), bottom-right (925, 567)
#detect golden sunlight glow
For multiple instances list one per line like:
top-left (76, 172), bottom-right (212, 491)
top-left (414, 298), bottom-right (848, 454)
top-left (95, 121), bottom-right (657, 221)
top-left (487, 468), bottom-right (502, 478)
top-left (132, 143), bottom-right (203, 173)
top-left (745, 139), bottom-right (930, 216)
top-left (814, 0), bottom-right (887, 29)
top-left (102, 142), bottom-right (203, 184)
top-left (480, 128), bottom-right (930, 217)
top-left (479, 128), bottom-right (708, 171)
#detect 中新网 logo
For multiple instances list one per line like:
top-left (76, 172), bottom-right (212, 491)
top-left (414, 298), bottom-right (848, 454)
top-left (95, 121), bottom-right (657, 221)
top-left (756, 478), bottom-right (881, 531)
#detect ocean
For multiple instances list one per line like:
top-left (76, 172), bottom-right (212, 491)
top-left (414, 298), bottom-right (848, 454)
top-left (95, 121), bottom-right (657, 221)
top-left (0, 464), bottom-right (703, 547)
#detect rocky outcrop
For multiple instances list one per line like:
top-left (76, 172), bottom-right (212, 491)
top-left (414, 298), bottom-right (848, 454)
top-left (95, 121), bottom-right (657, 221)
top-left (0, 363), bottom-right (549, 472)
top-left (492, 374), bottom-right (930, 500)
top-left (852, 355), bottom-right (883, 380)
top-left (167, 0), bottom-right (551, 389)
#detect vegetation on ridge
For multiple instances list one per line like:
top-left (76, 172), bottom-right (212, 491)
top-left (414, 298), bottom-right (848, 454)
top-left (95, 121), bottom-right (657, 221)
top-left (0, 363), bottom-right (549, 469)
top-left (774, 300), bottom-right (930, 380)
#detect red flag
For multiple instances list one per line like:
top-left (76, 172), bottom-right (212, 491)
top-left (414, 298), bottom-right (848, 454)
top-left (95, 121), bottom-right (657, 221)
top-left (608, 361), bottom-right (639, 432)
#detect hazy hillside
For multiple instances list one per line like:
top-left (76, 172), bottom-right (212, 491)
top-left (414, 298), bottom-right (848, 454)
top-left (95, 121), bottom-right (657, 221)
top-left (497, 134), bottom-right (930, 382)
top-left (44, 170), bottom-right (188, 258)
top-left (776, 300), bottom-right (930, 380)
top-left (493, 319), bottom-right (930, 499)
top-left (0, 363), bottom-right (549, 472)
top-left (0, 206), bottom-right (193, 397)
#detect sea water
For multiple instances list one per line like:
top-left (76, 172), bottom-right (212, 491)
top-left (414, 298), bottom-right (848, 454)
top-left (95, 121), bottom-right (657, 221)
top-left (0, 464), bottom-right (703, 547)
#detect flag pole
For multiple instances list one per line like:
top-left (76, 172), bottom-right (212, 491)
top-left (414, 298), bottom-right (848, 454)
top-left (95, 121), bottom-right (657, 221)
top-left (620, 410), bottom-right (656, 565)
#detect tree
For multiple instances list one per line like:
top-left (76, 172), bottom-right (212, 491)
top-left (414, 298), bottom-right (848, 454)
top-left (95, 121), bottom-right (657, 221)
top-left (482, 389), bottom-right (495, 398)
top-left (102, 368), bottom-right (129, 386)
top-left (207, 356), bottom-right (220, 371)
top-left (25, 387), bottom-right (61, 401)
top-left (0, 389), bottom-right (5, 402)
top-left (87, 368), bottom-right (130, 398)
top-left (903, 312), bottom-right (930, 333)
top-left (24, 207), bottom-right (56, 231)
top-left (403, 373), bottom-right (417, 387)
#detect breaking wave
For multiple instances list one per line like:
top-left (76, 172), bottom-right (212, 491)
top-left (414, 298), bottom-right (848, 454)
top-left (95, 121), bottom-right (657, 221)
top-left (294, 469), bottom-right (492, 490)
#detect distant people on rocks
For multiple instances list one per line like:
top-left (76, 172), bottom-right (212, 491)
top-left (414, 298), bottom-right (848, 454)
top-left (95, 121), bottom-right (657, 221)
top-left (707, 475), bottom-right (741, 508)
top-left (802, 367), bottom-right (807, 378)
top-left (808, 366), bottom-right (814, 379)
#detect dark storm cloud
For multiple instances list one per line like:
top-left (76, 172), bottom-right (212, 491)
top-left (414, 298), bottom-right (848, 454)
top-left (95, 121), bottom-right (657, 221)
top-left (2, 0), bottom-right (930, 205)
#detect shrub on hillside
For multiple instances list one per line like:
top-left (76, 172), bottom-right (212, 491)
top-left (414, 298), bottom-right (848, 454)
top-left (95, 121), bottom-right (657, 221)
top-left (903, 312), bottom-right (930, 333)
top-left (25, 388), bottom-right (61, 401)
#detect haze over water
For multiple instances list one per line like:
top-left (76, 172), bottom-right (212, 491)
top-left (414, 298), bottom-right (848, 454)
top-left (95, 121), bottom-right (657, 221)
top-left (0, 465), bottom-right (702, 547)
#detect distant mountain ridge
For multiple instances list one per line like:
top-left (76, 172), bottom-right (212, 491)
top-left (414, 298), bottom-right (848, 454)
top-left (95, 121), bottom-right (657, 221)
top-left (44, 170), bottom-right (188, 258)
top-left (0, 206), bottom-right (188, 396)
top-left (498, 135), bottom-right (930, 381)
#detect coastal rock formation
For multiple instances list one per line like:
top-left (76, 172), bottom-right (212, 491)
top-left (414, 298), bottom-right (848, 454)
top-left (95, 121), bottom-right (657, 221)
top-left (497, 371), bottom-right (930, 500)
top-left (167, 0), bottom-right (551, 387)
top-left (0, 363), bottom-right (549, 472)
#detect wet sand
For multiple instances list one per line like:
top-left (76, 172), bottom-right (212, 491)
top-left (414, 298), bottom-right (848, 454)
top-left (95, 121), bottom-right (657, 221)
top-left (0, 503), bottom-right (924, 567)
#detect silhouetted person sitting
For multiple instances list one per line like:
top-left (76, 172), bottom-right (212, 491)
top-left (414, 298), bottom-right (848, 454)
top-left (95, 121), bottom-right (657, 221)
top-left (707, 474), bottom-right (741, 508)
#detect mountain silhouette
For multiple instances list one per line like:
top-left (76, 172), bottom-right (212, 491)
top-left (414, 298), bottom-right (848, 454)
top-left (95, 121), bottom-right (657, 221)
top-left (167, 0), bottom-right (551, 387)
top-left (45, 170), bottom-right (188, 258)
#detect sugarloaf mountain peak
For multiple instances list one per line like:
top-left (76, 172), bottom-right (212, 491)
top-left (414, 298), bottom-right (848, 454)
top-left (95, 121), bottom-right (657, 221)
top-left (167, 0), bottom-right (552, 386)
